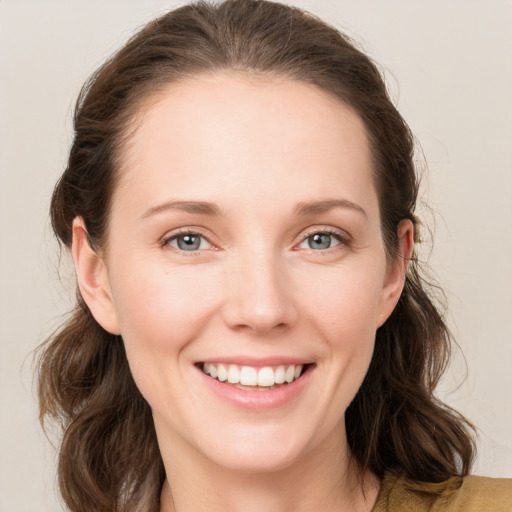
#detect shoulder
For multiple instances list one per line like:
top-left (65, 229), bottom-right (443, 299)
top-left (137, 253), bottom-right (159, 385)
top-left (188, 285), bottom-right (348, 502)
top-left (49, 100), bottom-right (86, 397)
top-left (372, 473), bottom-right (512, 512)
top-left (447, 476), bottom-right (512, 511)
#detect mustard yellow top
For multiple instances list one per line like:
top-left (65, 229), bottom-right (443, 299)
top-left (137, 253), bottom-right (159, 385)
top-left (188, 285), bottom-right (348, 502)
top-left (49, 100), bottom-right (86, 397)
top-left (372, 473), bottom-right (512, 511)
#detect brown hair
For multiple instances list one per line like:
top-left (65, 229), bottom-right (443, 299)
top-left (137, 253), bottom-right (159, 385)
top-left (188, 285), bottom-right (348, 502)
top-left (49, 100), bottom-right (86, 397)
top-left (38, 1), bottom-right (475, 510)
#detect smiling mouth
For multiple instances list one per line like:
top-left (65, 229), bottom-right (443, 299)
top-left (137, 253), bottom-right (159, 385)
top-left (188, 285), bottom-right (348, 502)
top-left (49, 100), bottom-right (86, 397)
top-left (198, 362), bottom-right (312, 391)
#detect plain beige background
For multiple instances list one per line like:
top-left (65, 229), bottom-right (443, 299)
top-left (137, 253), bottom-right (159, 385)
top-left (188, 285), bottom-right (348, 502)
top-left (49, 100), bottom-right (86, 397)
top-left (1, 1), bottom-right (511, 510)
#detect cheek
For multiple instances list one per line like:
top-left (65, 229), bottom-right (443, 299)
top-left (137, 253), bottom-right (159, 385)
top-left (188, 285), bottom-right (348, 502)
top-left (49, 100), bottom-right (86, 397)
top-left (300, 261), bottom-right (385, 337)
top-left (107, 259), bottom-right (225, 408)
top-left (108, 259), bottom-right (223, 353)
top-left (298, 261), bottom-right (385, 394)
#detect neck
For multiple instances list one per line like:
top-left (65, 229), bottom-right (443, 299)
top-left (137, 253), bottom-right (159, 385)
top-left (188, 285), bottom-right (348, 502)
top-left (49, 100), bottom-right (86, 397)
top-left (158, 427), bottom-right (380, 512)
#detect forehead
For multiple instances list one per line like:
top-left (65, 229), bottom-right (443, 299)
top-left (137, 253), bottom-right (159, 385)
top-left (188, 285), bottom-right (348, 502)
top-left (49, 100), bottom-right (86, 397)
top-left (115, 72), bottom-right (378, 218)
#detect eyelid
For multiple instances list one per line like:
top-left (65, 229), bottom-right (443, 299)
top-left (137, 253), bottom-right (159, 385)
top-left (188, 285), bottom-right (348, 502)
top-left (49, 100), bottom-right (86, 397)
top-left (160, 227), bottom-right (217, 252)
top-left (294, 225), bottom-right (352, 250)
top-left (158, 225), bottom-right (351, 252)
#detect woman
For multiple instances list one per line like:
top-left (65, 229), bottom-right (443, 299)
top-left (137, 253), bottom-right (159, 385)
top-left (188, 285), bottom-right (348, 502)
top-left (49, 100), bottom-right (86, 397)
top-left (37, 1), bottom-right (512, 511)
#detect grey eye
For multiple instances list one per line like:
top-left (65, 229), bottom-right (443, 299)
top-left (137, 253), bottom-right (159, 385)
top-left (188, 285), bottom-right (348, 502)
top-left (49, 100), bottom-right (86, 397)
top-left (171, 234), bottom-right (205, 251)
top-left (309, 233), bottom-right (331, 249)
top-left (301, 232), bottom-right (340, 250)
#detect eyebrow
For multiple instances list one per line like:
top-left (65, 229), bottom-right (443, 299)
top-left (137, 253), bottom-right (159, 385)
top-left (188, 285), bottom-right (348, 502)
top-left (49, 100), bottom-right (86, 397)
top-left (294, 199), bottom-right (368, 219)
top-left (140, 200), bottom-right (222, 219)
top-left (140, 198), bottom-right (367, 220)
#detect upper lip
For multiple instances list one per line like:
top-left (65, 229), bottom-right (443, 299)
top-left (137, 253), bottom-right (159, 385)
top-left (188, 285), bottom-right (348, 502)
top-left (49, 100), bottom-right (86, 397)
top-left (197, 357), bottom-right (314, 367)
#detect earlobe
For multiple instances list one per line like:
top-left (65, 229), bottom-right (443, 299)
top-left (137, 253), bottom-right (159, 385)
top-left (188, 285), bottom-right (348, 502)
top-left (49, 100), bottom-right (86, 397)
top-left (377, 219), bottom-right (415, 328)
top-left (71, 217), bottom-right (121, 335)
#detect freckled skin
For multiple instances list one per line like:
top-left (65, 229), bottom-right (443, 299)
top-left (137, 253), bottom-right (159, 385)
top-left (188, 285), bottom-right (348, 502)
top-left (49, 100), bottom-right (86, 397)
top-left (75, 73), bottom-right (412, 511)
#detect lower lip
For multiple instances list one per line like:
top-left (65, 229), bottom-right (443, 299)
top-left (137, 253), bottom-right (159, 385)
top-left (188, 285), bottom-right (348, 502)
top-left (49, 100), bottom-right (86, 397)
top-left (196, 365), bottom-right (314, 411)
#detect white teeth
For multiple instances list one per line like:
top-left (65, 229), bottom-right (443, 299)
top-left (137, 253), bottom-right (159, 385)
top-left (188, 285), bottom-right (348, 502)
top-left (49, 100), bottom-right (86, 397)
top-left (227, 365), bottom-right (240, 384)
top-left (217, 363), bottom-right (228, 382)
top-left (274, 365), bottom-right (285, 384)
top-left (201, 362), bottom-right (307, 387)
top-left (257, 367), bottom-right (275, 387)
top-left (240, 366), bottom-right (258, 386)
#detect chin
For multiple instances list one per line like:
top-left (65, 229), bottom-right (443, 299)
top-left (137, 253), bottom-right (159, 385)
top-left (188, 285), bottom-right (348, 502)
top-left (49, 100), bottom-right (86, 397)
top-left (202, 427), bottom-right (315, 474)
top-left (210, 449), bottom-right (302, 475)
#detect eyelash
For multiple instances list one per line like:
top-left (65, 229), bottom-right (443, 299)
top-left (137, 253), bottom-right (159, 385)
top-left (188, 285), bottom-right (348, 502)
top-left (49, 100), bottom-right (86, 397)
top-left (161, 229), bottom-right (215, 253)
top-left (160, 227), bottom-right (351, 253)
top-left (296, 227), bottom-right (351, 253)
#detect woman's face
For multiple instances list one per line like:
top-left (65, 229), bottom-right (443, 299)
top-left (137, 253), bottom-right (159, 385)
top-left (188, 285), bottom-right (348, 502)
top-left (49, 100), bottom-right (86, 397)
top-left (76, 73), bottom-right (410, 473)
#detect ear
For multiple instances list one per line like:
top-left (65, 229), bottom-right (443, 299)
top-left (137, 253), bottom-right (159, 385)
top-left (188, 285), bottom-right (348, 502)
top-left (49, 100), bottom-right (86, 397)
top-left (71, 217), bottom-right (121, 335)
top-left (376, 219), bottom-right (415, 328)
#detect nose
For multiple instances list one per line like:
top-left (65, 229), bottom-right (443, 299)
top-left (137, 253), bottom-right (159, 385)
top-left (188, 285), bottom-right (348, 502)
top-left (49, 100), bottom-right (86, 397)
top-left (221, 248), bottom-right (298, 335)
